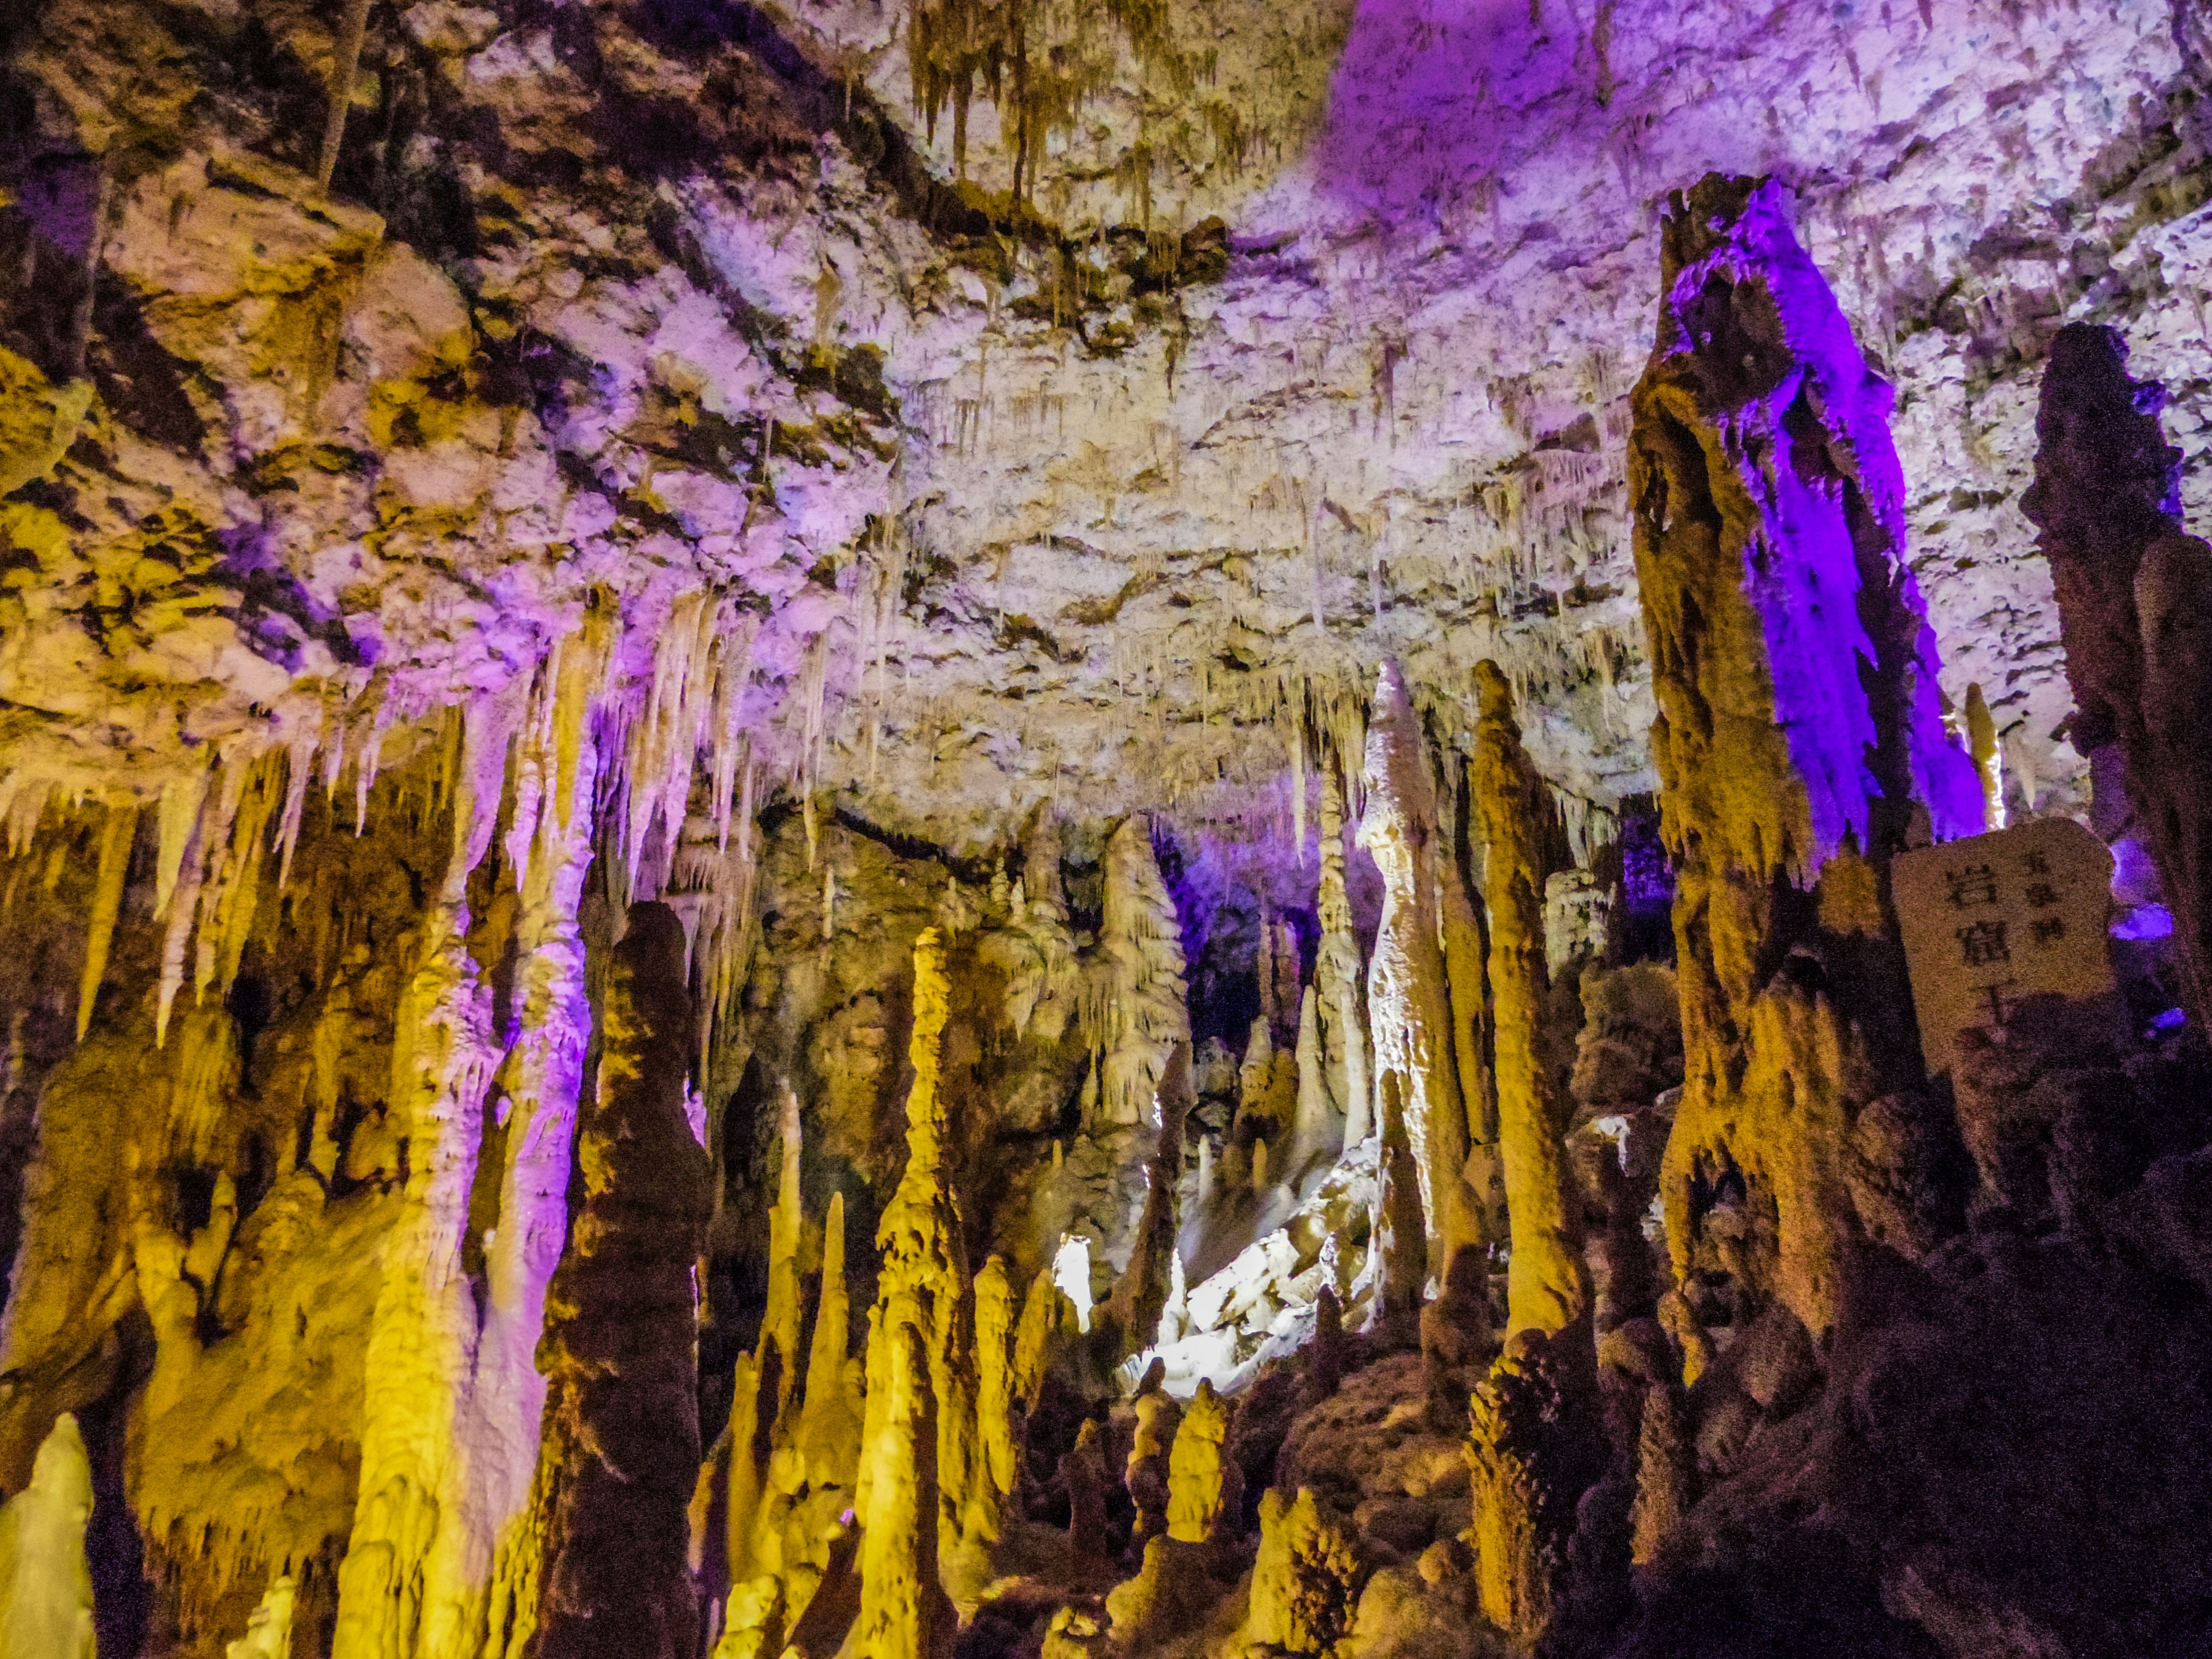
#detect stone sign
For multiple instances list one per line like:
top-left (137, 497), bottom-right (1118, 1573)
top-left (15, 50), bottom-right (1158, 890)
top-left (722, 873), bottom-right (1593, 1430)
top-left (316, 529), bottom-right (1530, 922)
top-left (1892, 816), bottom-right (2115, 1077)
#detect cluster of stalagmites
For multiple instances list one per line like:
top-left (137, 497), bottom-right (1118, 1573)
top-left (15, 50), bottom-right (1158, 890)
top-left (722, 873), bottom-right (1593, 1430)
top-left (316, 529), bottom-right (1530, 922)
top-left (4, 168), bottom-right (2212, 1659)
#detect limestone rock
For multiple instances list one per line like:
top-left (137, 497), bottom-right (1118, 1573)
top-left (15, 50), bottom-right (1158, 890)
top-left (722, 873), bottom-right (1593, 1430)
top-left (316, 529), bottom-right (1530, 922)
top-left (1627, 173), bottom-right (1980, 1339)
top-left (1358, 662), bottom-right (1474, 1262)
top-left (529, 903), bottom-right (714, 1657)
top-left (1472, 662), bottom-right (1588, 1340)
top-left (0, 1414), bottom-right (95, 1659)
top-left (1165, 1381), bottom-right (1233, 1544)
top-left (1239, 1488), bottom-right (1362, 1658)
top-left (2023, 321), bottom-right (2212, 1035)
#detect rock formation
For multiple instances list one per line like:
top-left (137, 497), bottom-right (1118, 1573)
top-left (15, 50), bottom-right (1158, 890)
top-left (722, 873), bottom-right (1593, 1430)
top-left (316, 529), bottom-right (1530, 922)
top-left (2023, 322), bottom-right (2212, 1034)
top-left (1099, 820), bottom-right (1192, 1130)
top-left (1164, 1382), bottom-right (1233, 1544)
top-left (1626, 173), bottom-right (1982, 1338)
top-left (1238, 1488), bottom-right (1361, 1658)
top-left (0, 1414), bottom-right (96, 1659)
top-left (1316, 762), bottom-right (1373, 1149)
top-left (1471, 662), bottom-right (1588, 1339)
top-left (1357, 664), bottom-right (1474, 1264)
top-left (526, 903), bottom-right (713, 1658)
top-left (0, 0), bottom-right (2209, 1654)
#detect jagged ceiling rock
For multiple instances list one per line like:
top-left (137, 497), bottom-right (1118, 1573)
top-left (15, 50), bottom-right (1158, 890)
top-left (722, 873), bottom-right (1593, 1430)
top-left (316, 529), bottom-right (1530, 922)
top-left (1, 0), bottom-right (2208, 859)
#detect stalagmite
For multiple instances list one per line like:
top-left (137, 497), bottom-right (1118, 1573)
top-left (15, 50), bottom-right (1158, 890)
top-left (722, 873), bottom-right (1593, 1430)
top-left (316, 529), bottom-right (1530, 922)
top-left (1164, 1382), bottom-right (1231, 1543)
top-left (1060, 1421), bottom-right (1109, 1565)
top-left (1628, 1385), bottom-right (1688, 1567)
top-left (1099, 817), bottom-right (1191, 1127)
top-left (1358, 661), bottom-right (1474, 1259)
top-left (1472, 662), bottom-right (1588, 1339)
top-left (1126, 1389), bottom-right (1180, 1544)
top-left (1013, 1263), bottom-right (1070, 1410)
top-left (1626, 174), bottom-right (1979, 1336)
top-left (528, 904), bottom-right (713, 1656)
top-left (1238, 1488), bottom-right (1359, 1657)
top-left (762, 1084), bottom-right (808, 1411)
top-left (227, 1577), bottom-right (298, 1659)
top-left (2022, 321), bottom-right (2212, 1035)
top-left (475, 628), bottom-right (619, 1656)
top-left (1463, 1338), bottom-right (1604, 1646)
top-left (801, 1192), bottom-right (863, 1490)
top-left (1368, 1075), bottom-right (1428, 1327)
top-left (0, 1414), bottom-right (95, 1659)
top-left (332, 700), bottom-right (509, 1659)
top-left (725, 1350), bottom-right (768, 1590)
top-left (856, 1321), bottom-right (945, 1659)
top-left (975, 1256), bottom-right (1019, 1502)
top-left (1105, 1041), bottom-right (1194, 1354)
top-left (1315, 760), bottom-right (1371, 1147)
top-left (858, 926), bottom-right (983, 1607)
top-left (1286, 986), bottom-right (1336, 1183)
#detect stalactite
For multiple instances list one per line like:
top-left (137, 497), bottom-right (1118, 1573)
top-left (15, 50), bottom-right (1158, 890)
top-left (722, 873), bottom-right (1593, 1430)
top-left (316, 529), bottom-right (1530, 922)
top-left (1963, 681), bottom-right (2003, 831)
top-left (474, 618), bottom-right (619, 1659)
top-left (75, 801), bottom-right (134, 1040)
top-left (2022, 322), bottom-right (2212, 1035)
top-left (1627, 174), bottom-right (1978, 1337)
top-left (1473, 662), bottom-right (1588, 1339)
top-left (1315, 759), bottom-right (1370, 1148)
top-left (1358, 661), bottom-right (1474, 1260)
top-left (527, 904), bottom-right (711, 1657)
top-left (0, 1412), bottom-right (94, 1659)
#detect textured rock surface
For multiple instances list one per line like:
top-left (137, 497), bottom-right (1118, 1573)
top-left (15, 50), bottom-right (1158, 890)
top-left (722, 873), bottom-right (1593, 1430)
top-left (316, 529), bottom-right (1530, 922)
top-left (3, 1), bottom-right (2212, 1657)
top-left (527, 904), bottom-right (711, 1658)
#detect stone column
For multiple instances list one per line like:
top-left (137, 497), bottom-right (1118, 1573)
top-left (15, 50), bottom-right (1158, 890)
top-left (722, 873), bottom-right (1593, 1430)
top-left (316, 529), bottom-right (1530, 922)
top-left (1358, 661), bottom-right (1474, 1263)
top-left (1626, 173), bottom-right (1980, 1336)
top-left (528, 903), bottom-right (712, 1658)
top-left (1472, 662), bottom-right (1588, 1339)
top-left (2022, 321), bottom-right (2212, 1036)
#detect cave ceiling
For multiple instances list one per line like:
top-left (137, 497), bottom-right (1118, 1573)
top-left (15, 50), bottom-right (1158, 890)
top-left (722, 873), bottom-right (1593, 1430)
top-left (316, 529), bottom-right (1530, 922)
top-left (1, 0), bottom-right (2207, 856)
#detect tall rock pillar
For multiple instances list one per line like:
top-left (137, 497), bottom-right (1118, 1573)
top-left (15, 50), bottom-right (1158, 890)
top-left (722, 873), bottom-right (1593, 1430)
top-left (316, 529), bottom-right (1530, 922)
top-left (1472, 663), bottom-right (1588, 1339)
top-left (1626, 173), bottom-right (1980, 1337)
top-left (528, 903), bottom-right (713, 1657)
top-left (2022, 322), bottom-right (2212, 1035)
top-left (1358, 661), bottom-right (1475, 1264)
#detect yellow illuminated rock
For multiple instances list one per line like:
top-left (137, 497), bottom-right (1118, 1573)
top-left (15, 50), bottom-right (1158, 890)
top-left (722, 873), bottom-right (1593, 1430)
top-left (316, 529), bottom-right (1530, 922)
top-left (1472, 662), bottom-right (1588, 1339)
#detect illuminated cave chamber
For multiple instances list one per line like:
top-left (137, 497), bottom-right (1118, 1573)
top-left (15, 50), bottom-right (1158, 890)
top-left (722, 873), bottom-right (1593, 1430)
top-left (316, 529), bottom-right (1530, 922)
top-left (1, 0), bottom-right (2210, 1654)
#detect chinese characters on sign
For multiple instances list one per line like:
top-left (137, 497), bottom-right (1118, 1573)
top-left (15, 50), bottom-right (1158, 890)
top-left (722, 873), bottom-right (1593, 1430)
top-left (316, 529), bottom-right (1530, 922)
top-left (1892, 817), bottom-right (2116, 1077)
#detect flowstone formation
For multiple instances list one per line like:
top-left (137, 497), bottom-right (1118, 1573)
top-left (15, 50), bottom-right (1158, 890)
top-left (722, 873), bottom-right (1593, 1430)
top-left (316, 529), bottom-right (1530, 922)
top-left (3, 0), bottom-right (2212, 1651)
